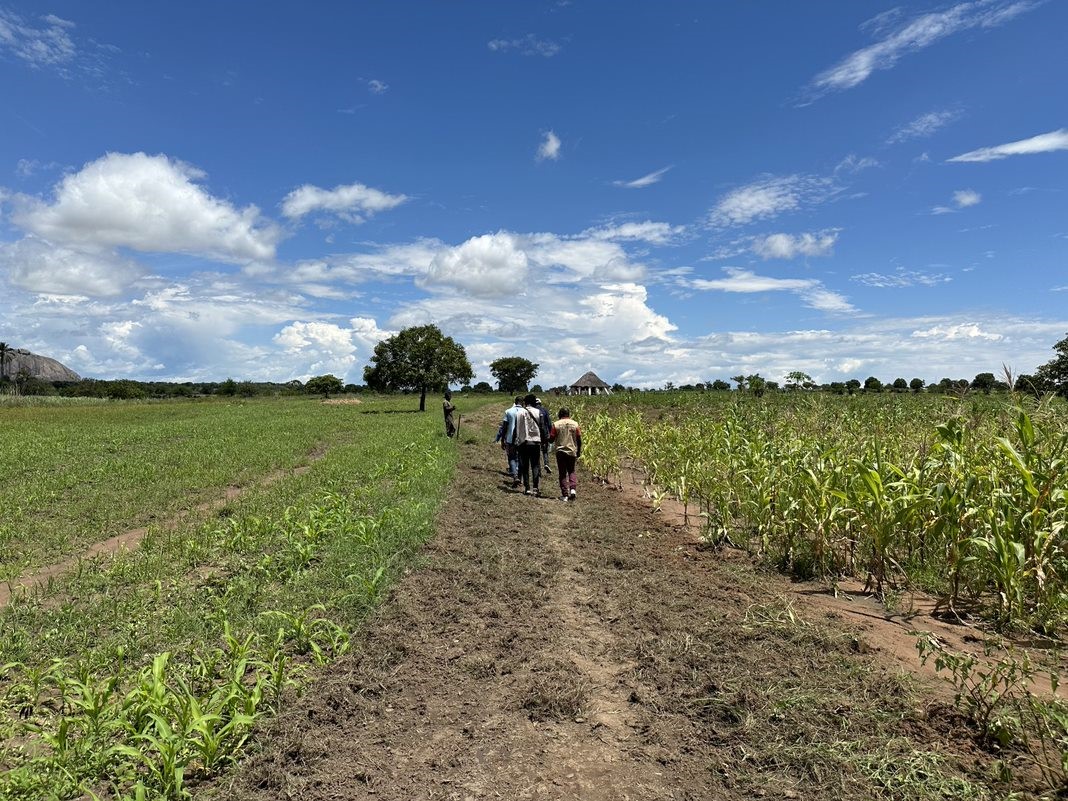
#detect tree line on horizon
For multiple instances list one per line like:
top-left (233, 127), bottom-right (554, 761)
top-left (2, 329), bottom-right (1067, 402)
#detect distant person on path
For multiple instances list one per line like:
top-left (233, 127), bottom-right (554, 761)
top-left (513, 393), bottom-right (548, 496)
top-left (443, 391), bottom-right (457, 438)
top-left (549, 407), bottom-right (582, 501)
top-left (499, 396), bottom-right (523, 486)
top-left (535, 397), bottom-right (552, 475)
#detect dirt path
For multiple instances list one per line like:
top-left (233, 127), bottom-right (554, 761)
top-left (0, 444), bottom-right (328, 606)
top-left (203, 410), bottom-right (1006, 800)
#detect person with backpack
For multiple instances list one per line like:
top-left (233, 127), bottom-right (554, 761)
top-left (498, 396), bottom-right (523, 486)
top-left (549, 407), bottom-right (582, 501)
top-left (512, 393), bottom-right (547, 496)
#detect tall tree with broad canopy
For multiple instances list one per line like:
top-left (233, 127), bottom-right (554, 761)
top-left (489, 356), bottom-right (539, 394)
top-left (364, 324), bottom-right (474, 411)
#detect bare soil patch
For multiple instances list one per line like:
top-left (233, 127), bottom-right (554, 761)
top-left (610, 469), bottom-right (1066, 701)
top-left (201, 409), bottom-right (1022, 800)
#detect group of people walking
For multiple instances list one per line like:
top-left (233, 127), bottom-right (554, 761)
top-left (497, 394), bottom-right (582, 500)
top-left (442, 391), bottom-right (583, 501)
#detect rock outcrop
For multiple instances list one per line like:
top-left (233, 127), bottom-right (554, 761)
top-left (0, 349), bottom-right (81, 382)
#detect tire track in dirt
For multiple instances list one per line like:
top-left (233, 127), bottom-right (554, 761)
top-left (0, 443), bottom-right (330, 606)
top-left (201, 408), bottom-right (1009, 800)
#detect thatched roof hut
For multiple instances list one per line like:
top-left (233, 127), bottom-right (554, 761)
top-left (569, 371), bottom-right (611, 396)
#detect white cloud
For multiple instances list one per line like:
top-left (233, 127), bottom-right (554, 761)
top-left (911, 322), bottom-right (1003, 341)
top-left (537, 131), bottom-right (561, 161)
top-left (751, 230), bottom-right (838, 260)
top-left (367, 79), bottom-right (388, 94)
top-left (13, 152), bottom-right (281, 263)
top-left (421, 232), bottom-right (530, 298)
top-left (487, 34), bottom-right (561, 57)
top-left (281, 181), bottom-right (408, 224)
top-left (0, 7), bottom-right (76, 68)
top-left (852, 269), bottom-right (952, 288)
top-left (0, 236), bottom-right (145, 297)
top-left (613, 166), bottom-right (672, 189)
top-left (689, 267), bottom-right (856, 314)
top-left (931, 188), bottom-right (983, 215)
top-left (582, 220), bottom-right (684, 245)
top-left (948, 129), bottom-right (1068, 163)
top-left (887, 109), bottom-right (962, 144)
top-left (709, 174), bottom-right (834, 228)
top-left (810, 1), bottom-right (1039, 95)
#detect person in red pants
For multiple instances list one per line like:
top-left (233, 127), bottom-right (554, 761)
top-left (549, 407), bottom-right (582, 501)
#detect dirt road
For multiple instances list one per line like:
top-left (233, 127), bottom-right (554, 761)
top-left (204, 410), bottom-right (998, 800)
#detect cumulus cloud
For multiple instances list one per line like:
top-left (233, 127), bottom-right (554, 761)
top-left (709, 174), bottom-right (835, 228)
top-left (281, 180), bottom-right (408, 224)
top-left (613, 166), bottom-right (672, 189)
top-left (810, 1), bottom-right (1039, 96)
top-left (887, 109), bottom-right (962, 144)
top-left (421, 232), bottom-right (529, 297)
top-left (488, 34), bottom-right (561, 57)
top-left (537, 131), bottom-right (561, 161)
top-left (13, 152), bottom-right (281, 263)
top-left (689, 267), bottom-right (856, 314)
top-left (948, 129), bottom-right (1068, 163)
top-left (751, 230), bottom-right (838, 260)
top-left (367, 78), bottom-right (388, 94)
top-left (0, 237), bottom-right (145, 297)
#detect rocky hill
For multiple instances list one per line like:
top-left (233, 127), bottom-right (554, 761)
top-left (0, 348), bottom-right (81, 382)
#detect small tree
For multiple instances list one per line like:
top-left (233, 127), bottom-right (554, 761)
top-left (892, 377), bottom-right (908, 392)
top-left (747, 374), bottom-right (766, 397)
top-left (473, 381), bottom-right (493, 393)
top-left (845, 378), bottom-right (861, 395)
top-left (909, 378), bottom-right (925, 393)
top-left (711, 379), bottom-right (731, 391)
top-left (306, 374), bottom-right (344, 398)
top-left (863, 376), bottom-right (883, 393)
top-left (971, 372), bottom-right (997, 394)
top-left (490, 356), bottom-right (539, 393)
top-left (364, 324), bottom-right (474, 411)
top-left (219, 377), bottom-right (238, 396)
top-left (1035, 333), bottom-right (1068, 396)
top-left (785, 371), bottom-right (813, 390)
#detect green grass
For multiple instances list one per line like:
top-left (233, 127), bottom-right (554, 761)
top-left (0, 396), bottom-right (410, 575)
top-left (0, 393), bottom-right (494, 800)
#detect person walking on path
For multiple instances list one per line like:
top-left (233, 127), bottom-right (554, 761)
top-left (549, 407), bottom-right (582, 501)
top-left (513, 393), bottom-right (547, 496)
top-left (498, 396), bottom-right (523, 486)
top-left (535, 398), bottom-right (552, 475)
top-left (443, 391), bottom-right (457, 438)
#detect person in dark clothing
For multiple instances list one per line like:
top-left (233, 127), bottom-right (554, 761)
top-left (443, 391), bottom-right (457, 437)
top-left (513, 393), bottom-right (547, 495)
top-left (535, 398), bottom-right (552, 474)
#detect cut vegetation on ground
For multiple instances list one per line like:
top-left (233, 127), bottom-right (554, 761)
top-left (1, 394), bottom-right (1064, 799)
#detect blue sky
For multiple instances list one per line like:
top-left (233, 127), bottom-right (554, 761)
top-left (1, 1), bottom-right (1066, 388)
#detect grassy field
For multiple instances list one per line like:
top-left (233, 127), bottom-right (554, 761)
top-left (0, 394), bottom-right (492, 800)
